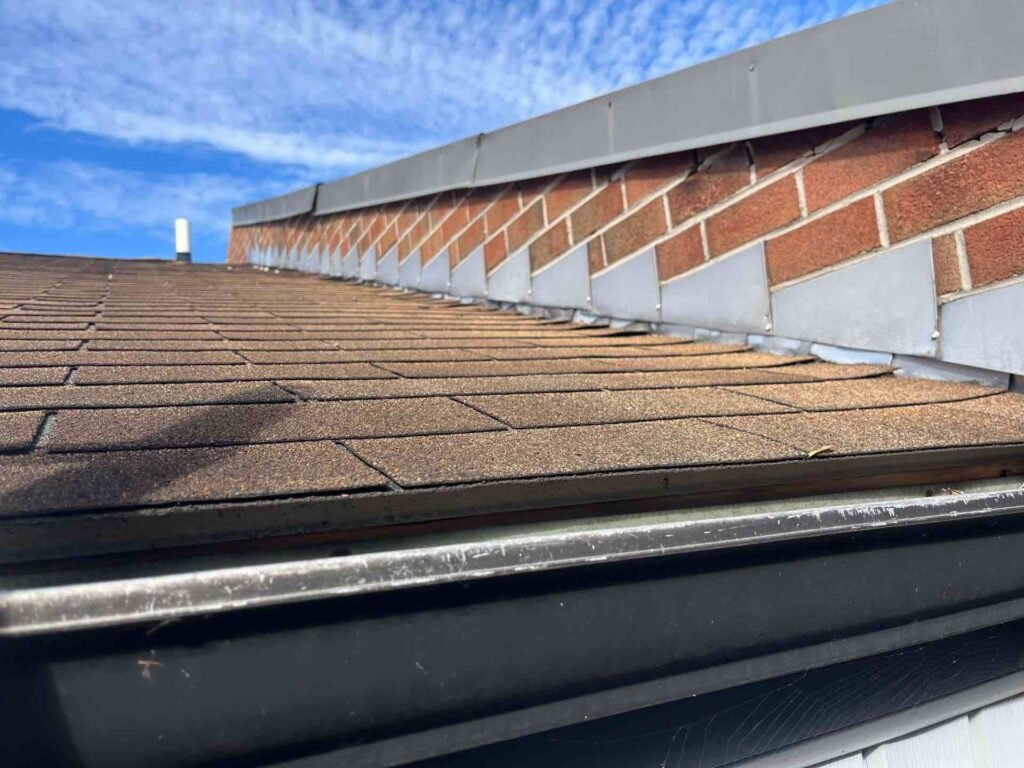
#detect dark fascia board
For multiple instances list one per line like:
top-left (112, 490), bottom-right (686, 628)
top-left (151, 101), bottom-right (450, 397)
top-left (231, 184), bottom-right (319, 227)
top-left (239, 0), bottom-right (1024, 223)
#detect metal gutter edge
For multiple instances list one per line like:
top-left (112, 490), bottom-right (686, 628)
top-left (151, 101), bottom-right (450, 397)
top-left (231, 0), bottom-right (1024, 223)
top-left (4, 487), bottom-right (1023, 637)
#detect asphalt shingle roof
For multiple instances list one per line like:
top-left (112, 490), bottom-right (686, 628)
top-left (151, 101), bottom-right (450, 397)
top-left (1, 252), bottom-right (1022, 558)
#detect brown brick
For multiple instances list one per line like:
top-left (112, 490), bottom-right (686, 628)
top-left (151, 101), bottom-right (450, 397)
top-left (370, 213), bottom-right (385, 241)
top-left (517, 175), bottom-right (554, 206)
top-left (397, 207), bottom-right (416, 237)
top-left (963, 206), bottom-right (1024, 288)
top-left (803, 110), bottom-right (939, 211)
top-left (656, 225), bottom-right (704, 281)
top-left (765, 198), bottom-right (880, 285)
top-left (507, 200), bottom-right (544, 253)
top-left (466, 187), bottom-right (495, 222)
top-left (429, 194), bottom-right (455, 229)
top-left (751, 131), bottom-right (814, 178)
top-left (624, 152), bottom-right (695, 207)
top-left (587, 238), bottom-right (606, 273)
top-left (570, 182), bottom-right (624, 241)
top-left (883, 130), bottom-right (1024, 242)
top-left (485, 188), bottom-right (521, 232)
top-left (602, 198), bottom-right (668, 265)
top-left (706, 176), bottom-right (802, 257)
top-left (441, 201), bottom-right (470, 243)
top-left (546, 171), bottom-right (593, 220)
top-left (666, 144), bottom-right (750, 226)
top-left (455, 217), bottom-right (486, 263)
top-left (942, 93), bottom-right (1024, 149)
top-left (379, 223), bottom-right (398, 256)
top-left (484, 231), bottom-right (509, 271)
top-left (931, 234), bottom-right (962, 295)
top-left (529, 221), bottom-right (571, 271)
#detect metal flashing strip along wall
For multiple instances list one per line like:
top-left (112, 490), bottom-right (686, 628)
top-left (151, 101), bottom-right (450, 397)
top-left (228, 0), bottom-right (1024, 378)
top-left (233, 0), bottom-right (1024, 222)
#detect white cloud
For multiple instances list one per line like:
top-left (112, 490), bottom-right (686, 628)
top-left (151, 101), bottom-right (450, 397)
top-left (0, 0), bottom-right (886, 175)
top-left (0, 159), bottom-right (294, 241)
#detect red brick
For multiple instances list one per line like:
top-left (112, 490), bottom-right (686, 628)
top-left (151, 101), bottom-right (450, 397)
top-left (656, 225), bottom-right (704, 281)
top-left (765, 198), bottom-right (880, 285)
top-left (398, 234), bottom-right (413, 260)
top-left (466, 187), bottom-right (496, 223)
top-left (570, 182), bottom-right (624, 241)
top-left (507, 200), bottom-right (544, 253)
top-left (546, 171), bottom-right (593, 221)
top-left (602, 199), bottom-right (668, 266)
top-left (931, 234), bottom-right (962, 295)
top-left (485, 188), bottom-right (521, 232)
top-left (587, 238), bottom-right (605, 273)
top-left (379, 223), bottom-right (398, 256)
top-left (529, 221), bottom-right (571, 271)
top-left (517, 175), bottom-right (555, 206)
top-left (624, 152), bottom-right (695, 207)
top-left (942, 93), bottom-right (1024, 149)
top-left (883, 130), bottom-right (1024, 242)
top-left (751, 131), bottom-right (815, 178)
top-left (370, 213), bottom-right (385, 241)
top-left (429, 193), bottom-right (455, 229)
top-left (963, 206), bottom-right (1024, 288)
top-left (484, 231), bottom-right (508, 271)
top-left (441, 202), bottom-right (470, 244)
top-left (706, 176), bottom-right (802, 257)
top-left (455, 217), bottom-right (486, 263)
top-left (803, 110), bottom-right (939, 211)
top-left (397, 207), bottom-right (416, 237)
top-left (666, 144), bottom-right (750, 226)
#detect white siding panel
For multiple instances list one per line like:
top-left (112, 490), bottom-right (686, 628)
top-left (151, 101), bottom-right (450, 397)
top-left (871, 717), bottom-right (974, 768)
top-left (969, 693), bottom-right (1024, 768)
top-left (819, 754), bottom-right (868, 768)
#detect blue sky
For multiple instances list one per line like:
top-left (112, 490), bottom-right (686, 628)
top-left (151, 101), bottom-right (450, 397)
top-left (0, 0), bottom-right (884, 263)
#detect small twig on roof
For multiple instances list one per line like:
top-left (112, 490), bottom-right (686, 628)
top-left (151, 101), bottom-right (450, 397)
top-left (806, 445), bottom-right (834, 458)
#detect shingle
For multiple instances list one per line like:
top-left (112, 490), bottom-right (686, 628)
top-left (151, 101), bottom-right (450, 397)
top-left (0, 367), bottom-right (69, 386)
top-left (760, 362), bottom-right (893, 382)
top-left (91, 331), bottom-right (223, 340)
top-left (86, 340), bottom-right (232, 351)
top-left (946, 393), bottom-right (1024, 423)
top-left (0, 351), bottom-right (243, 367)
top-left (0, 382), bottom-right (294, 411)
top-left (48, 398), bottom-right (503, 451)
top-left (460, 387), bottom-right (794, 428)
top-left (73, 362), bottom-right (397, 385)
top-left (482, 344), bottom-right (704, 359)
top-left (238, 349), bottom-right (493, 364)
top-left (0, 411), bottom-right (44, 451)
top-left (346, 418), bottom-right (803, 487)
top-left (0, 340), bottom-right (81, 351)
top-left (378, 351), bottom-right (791, 378)
top-left (0, 329), bottom-right (89, 340)
top-left (526, 335), bottom-right (691, 347)
top-left (726, 377), bottom-right (994, 410)
top-left (0, 441), bottom-right (388, 516)
top-left (710, 403), bottom-right (1024, 455)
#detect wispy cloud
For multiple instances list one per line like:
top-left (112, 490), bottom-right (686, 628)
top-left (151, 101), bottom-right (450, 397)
top-left (0, 0), bottom-right (884, 174)
top-left (0, 160), bottom-right (295, 245)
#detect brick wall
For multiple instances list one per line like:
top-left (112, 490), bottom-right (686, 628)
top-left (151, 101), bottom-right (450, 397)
top-left (227, 92), bottom-right (1024, 376)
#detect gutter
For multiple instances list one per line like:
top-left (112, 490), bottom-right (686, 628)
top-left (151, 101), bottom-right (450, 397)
top-left (6, 487), bottom-right (1024, 766)
top-left (4, 486), bottom-right (1024, 637)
